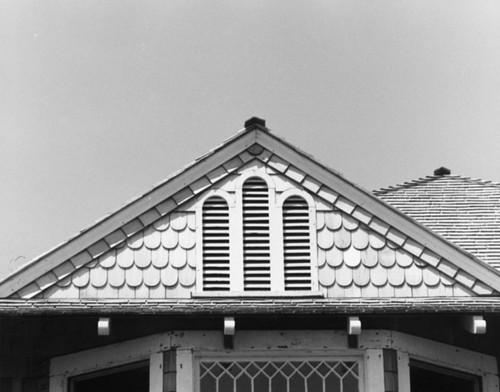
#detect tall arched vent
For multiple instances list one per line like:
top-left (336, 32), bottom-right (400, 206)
top-left (282, 196), bottom-right (312, 290)
top-left (202, 196), bottom-right (230, 291)
top-left (242, 177), bottom-right (271, 291)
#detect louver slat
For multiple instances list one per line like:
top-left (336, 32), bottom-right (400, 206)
top-left (243, 178), bottom-right (271, 291)
top-left (283, 196), bottom-right (312, 290)
top-left (202, 197), bottom-right (230, 291)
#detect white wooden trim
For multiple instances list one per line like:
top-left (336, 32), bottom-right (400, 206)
top-left (49, 330), bottom-right (353, 391)
top-left (195, 201), bottom-right (204, 293)
top-left (236, 171), bottom-right (277, 291)
top-left (397, 351), bottom-right (411, 392)
top-left (50, 335), bottom-right (160, 378)
top-left (360, 330), bottom-right (497, 374)
top-left (7, 124), bottom-right (500, 298)
top-left (309, 205), bottom-right (319, 291)
top-left (276, 188), bottom-right (316, 207)
top-left (195, 190), bottom-right (234, 292)
top-left (364, 349), bottom-right (384, 392)
top-left (47, 328), bottom-right (498, 392)
top-left (194, 350), bottom-right (366, 392)
top-left (177, 349), bottom-right (194, 392)
top-left (48, 375), bottom-right (66, 392)
top-left (192, 290), bottom-right (324, 298)
top-left (196, 189), bottom-right (235, 209)
top-left (269, 185), bottom-right (284, 291)
top-left (484, 373), bottom-right (500, 392)
top-left (1, 131), bottom-right (258, 297)
top-left (254, 129), bottom-right (500, 292)
top-left (360, 330), bottom-right (498, 392)
top-left (277, 189), bottom-right (318, 291)
top-left (149, 352), bottom-right (164, 392)
top-left (232, 181), bottom-right (244, 291)
top-left (234, 170), bottom-right (277, 191)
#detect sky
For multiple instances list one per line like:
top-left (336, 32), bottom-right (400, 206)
top-left (1, 0), bottom-right (500, 278)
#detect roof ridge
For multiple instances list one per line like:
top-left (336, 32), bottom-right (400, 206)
top-left (374, 175), bottom-right (447, 194)
top-left (374, 174), bottom-right (500, 195)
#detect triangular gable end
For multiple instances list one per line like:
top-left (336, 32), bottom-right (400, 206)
top-left (3, 118), bottom-right (500, 299)
top-left (30, 162), bottom-right (489, 299)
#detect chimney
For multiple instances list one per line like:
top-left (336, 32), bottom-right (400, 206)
top-left (244, 117), bottom-right (266, 129)
top-left (434, 167), bottom-right (451, 176)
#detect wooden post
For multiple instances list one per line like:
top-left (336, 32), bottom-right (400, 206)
top-left (396, 352), bottom-right (410, 392)
top-left (150, 352), bottom-right (163, 392)
top-left (176, 349), bottom-right (194, 392)
top-left (364, 349), bottom-right (385, 392)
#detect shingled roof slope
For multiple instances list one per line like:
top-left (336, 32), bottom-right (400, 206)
top-left (375, 174), bottom-right (500, 269)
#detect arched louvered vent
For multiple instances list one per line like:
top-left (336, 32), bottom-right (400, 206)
top-left (202, 196), bottom-right (230, 291)
top-left (242, 177), bottom-right (271, 291)
top-left (283, 196), bottom-right (312, 290)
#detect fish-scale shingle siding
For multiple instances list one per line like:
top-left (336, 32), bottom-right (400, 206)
top-left (14, 152), bottom-right (497, 300)
top-left (317, 210), bottom-right (476, 297)
top-left (41, 212), bottom-right (197, 299)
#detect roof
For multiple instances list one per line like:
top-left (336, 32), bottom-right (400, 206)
top-left (375, 174), bottom-right (500, 270)
top-left (1, 298), bottom-right (500, 316)
top-left (2, 118), bottom-right (500, 302)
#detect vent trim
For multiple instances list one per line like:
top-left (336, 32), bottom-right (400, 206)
top-left (242, 177), bottom-right (271, 291)
top-left (282, 195), bottom-right (312, 291)
top-left (202, 196), bottom-right (231, 291)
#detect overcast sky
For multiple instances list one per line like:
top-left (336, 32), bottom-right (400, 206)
top-left (1, 0), bottom-right (500, 278)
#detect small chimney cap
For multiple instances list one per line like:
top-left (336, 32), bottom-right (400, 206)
top-left (244, 117), bottom-right (266, 129)
top-left (434, 167), bottom-right (451, 176)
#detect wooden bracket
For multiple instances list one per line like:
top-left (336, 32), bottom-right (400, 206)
top-left (97, 317), bottom-right (111, 336)
top-left (347, 316), bottom-right (361, 335)
top-left (463, 315), bottom-right (486, 334)
top-left (224, 317), bottom-right (235, 349)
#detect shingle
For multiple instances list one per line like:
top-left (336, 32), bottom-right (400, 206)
top-left (375, 175), bottom-right (500, 269)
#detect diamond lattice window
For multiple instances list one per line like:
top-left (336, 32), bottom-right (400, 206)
top-left (200, 360), bottom-right (360, 392)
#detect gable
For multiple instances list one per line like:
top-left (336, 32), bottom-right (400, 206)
top-left (3, 119), bottom-right (500, 301)
top-left (14, 160), bottom-right (497, 300)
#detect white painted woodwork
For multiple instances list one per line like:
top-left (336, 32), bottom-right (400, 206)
top-left (484, 374), bottom-right (500, 392)
top-left (359, 330), bottom-right (498, 390)
top-left (363, 349), bottom-right (384, 392)
top-left (97, 317), bottom-right (110, 336)
top-left (396, 352), bottom-right (411, 392)
top-left (192, 290), bottom-right (323, 298)
top-left (463, 315), bottom-right (487, 334)
top-left (177, 349), bottom-right (194, 392)
top-left (348, 316), bottom-right (362, 335)
top-left (6, 126), bottom-right (500, 300)
top-left (242, 176), bottom-right (272, 290)
top-left (49, 375), bottom-right (67, 392)
top-left (201, 196), bottom-right (231, 291)
top-left (1, 129), bottom-right (258, 297)
top-left (269, 187), bottom-right (285, 292)
top-left (149, 352), bottom-right (163, 392)
top-left (224, 317), bottom-right (235, 335)
top-left (49, 329), bottom-right (498, 392)
top-left (255, 129), bottom-right (500, 291)
top-left (281, 195), bottom-right (312, 290)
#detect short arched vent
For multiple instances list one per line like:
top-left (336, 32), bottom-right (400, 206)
top-left (282, 196), bottom-right (312, 290)
top-left (202, 196), bottom-right (230, 291)
top-left (242, 177), bottom-right (271, 291)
